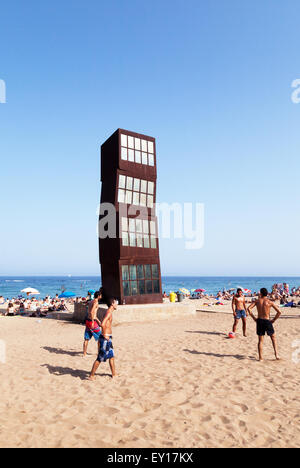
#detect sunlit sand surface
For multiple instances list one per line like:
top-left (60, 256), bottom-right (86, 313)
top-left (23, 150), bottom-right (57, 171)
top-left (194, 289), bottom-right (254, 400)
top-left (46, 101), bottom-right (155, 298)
top-left (0, 306), bottom-right (299, 448)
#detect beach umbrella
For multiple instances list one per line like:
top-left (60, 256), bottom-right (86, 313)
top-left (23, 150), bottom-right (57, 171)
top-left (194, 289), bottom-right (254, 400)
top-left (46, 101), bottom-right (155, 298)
top-left (179, 288), bottom-right (190, 295)
top-left (21, 287), bottom-right (40, 296)
top-left (58, 291), bottom-right (76, 298)
top-left (195, 289), bottom-right (206, 293)
top-left (242, 289), bottom-right (252, 294)
top-left (88, 289), bottom-right (96, 294)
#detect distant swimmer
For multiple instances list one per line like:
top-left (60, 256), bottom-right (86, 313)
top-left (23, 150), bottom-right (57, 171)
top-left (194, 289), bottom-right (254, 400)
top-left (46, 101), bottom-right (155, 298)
top-left (247, 288), bottom-right (281, 361)
top-left (232, 288), bottom-right (248, 337)
top-left (89, 297), bottom-right (117, 380)
top-left (83, 291), bottom-right (102, 357)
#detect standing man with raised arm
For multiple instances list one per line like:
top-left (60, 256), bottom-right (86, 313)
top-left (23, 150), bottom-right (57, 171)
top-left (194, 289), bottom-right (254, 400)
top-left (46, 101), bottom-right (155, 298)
top-left (247, 288), bottom-right (281, 361)
top-left (232, 288), bottom-right (248, 337)
top-left (83, 290), bottom-right (102, 357)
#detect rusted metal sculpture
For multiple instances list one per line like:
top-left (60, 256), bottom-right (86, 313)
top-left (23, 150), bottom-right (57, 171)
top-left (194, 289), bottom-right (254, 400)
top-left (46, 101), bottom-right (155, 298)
top-left (99, 129), bottom-right (162, 304)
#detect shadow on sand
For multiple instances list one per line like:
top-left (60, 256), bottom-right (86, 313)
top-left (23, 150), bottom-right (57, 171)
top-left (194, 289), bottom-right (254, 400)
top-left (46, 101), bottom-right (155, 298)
top-left (185, 330), bottom-right (227, 337)
top-left (183, 349), bottom-right (256, 361)
top-left (41, 364), bottom-right (112, 380)
top-left (42, 346), bottom-right (83, 357)
top-left (41, 364), bottom-right (90, 380)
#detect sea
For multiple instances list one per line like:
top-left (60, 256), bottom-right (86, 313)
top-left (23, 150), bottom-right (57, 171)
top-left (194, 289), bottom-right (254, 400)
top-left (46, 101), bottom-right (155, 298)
top-left (1, 276), bottom-right (300, 299)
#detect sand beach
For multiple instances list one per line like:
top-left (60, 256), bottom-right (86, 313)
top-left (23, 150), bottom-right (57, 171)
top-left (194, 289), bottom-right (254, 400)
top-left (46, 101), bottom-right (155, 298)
top-left (0, 300), bottom-right (299, 448)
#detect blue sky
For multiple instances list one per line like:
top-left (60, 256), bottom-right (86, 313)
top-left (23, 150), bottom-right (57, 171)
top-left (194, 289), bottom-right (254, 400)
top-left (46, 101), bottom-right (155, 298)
top-left (1, 0), bottom-right (300, 276)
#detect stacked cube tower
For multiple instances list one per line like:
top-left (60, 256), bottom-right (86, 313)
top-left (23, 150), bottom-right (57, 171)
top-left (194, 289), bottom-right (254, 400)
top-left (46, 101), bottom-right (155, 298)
top-left (99, 129), bottom-right (162, 305)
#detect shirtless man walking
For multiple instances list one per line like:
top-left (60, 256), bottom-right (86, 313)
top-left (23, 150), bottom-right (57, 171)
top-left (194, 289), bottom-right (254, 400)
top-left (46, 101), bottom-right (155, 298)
top-left (232, 288), bottom-right (248, 337)
top-left (83, 291), bottom-right (102, 357)
top-left (247, 288), bottom-right (281, 361)
top-left (89, 298), bottom-right (117, 380)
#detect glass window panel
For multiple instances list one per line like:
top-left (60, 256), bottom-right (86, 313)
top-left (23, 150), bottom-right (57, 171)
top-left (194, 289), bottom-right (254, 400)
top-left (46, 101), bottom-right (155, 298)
top-left (150, 221), bottom-right (156, 235)
top-left (129, 218), bottom-right (135, 232)
top-left (129, 232), bottom-right (136, 247)
top-left (132, 192), bottom-right (139, 206)
top-left (126, 177), bottom-right (133, 190)
top-left (134, 138), bottom-right (141, 150)
top-left (150, 236), bottom-right (157, 249)
top-left (122, 232), bottom-right (129, 247)
top-left (145, 264), bottom-right (152, 279)
top-left (121, 134), bottom-right (127, 147)
top-left (136, 219), bottom-right (142, 233)
top-left (148, 154), bottom-right (154, 166)
top-left (142, 152), bottom-right (148, 165)
top-left (131, 281), bottom-right (138, 296)
top-left (140, 180), bottom-right (147, 193)
top-left (118, 189), bottom-right (125, 203)
top-left (135, 151), bottom-right (141, 164)
top-left (148, 181), bottom-right (154, 194)
top-left (138, 281), bottom-right (146, 295)
top-left (128, 149), bottom-right (134, 162)
top-left (143, 220), bottom-right (149, 233)
top-left (121, 147), bottom-right (128, 161)
top-left (128, 136), bottom-right (134, 149)
top-left (122, 217), bottom-right (128, 231)
top-left (153, 280), bottom-right (160, 294)
top-left (140, 193), bottom-right (147, 207)
top-left (123, 281), bottom-right (130, 296)
top-left (152, 264), bottom-right (159, 278)
top-left (147, 195), bottom-right (154, 208)
top-left (119, 175), bottom-right (126, 189)
top-left (137, 265), bottom-right (144, 279)
top-left (148, 141), bottom-right (154, 153)
top-left (143, 235), bottom-right (150, 248)
top-left (136, 234), bottom-right (143, 248)
top-left (125, 190), bottom-right (132, 204)
top-left (133, 178), bottom-right (140, 191)
top-left (141, 139), bottom-right (147, 152)
top-left (129, 265), bottom-right (137, 280)
top-left (122, 265), bottom-right (129, 281)
top-left (146, 280), bottom-right (153, 294)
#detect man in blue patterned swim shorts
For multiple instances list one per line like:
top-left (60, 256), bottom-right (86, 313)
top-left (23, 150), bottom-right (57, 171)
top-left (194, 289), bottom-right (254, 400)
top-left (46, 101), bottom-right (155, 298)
top-left (232, 288), bottom-right (248, 337)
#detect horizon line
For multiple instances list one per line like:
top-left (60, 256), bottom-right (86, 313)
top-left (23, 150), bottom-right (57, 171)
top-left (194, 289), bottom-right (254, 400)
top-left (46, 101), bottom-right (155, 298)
top-left (1, 274), bottom-right (300, 278)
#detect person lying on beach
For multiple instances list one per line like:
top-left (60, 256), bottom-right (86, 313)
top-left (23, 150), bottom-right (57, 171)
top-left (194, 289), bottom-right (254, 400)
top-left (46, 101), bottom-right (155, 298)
top-left (83, 290), bottom-right (102, 356)
top-left (247, 288), bottom-right (281, 361)
top-left (89, 298), bottom-right (117, 380)
top-left (232, 289), bottom-right (248, 337)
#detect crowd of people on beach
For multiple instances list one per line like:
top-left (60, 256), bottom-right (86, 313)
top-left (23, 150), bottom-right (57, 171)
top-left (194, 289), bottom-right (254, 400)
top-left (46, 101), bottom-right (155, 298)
top-left (0, 295), bottom-right (93, 317)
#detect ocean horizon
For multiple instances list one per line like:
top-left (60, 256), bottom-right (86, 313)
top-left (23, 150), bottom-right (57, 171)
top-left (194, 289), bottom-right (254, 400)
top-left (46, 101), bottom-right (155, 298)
top-left (1, 275), bottom-right (300, 299)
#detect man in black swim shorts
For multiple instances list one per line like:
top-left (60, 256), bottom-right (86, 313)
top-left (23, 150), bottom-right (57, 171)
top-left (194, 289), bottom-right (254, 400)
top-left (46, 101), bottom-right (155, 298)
top-left (247, 288), bottom-right (281, 361)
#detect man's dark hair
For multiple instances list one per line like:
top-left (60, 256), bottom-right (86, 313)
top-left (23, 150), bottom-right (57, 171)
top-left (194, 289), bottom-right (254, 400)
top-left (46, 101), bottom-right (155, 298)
top-left (94, 291), bottom-right (101, 299)
top-left (237, 288), bottom-right (242, 293)
top-left (260, 288), bottom-right (268, 297)
top-left (106, 297), bottom-right (116, 307)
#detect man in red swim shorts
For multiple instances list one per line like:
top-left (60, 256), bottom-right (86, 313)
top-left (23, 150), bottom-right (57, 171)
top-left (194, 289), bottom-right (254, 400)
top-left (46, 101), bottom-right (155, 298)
top-left (83, 291), bottom-right (102, 356)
